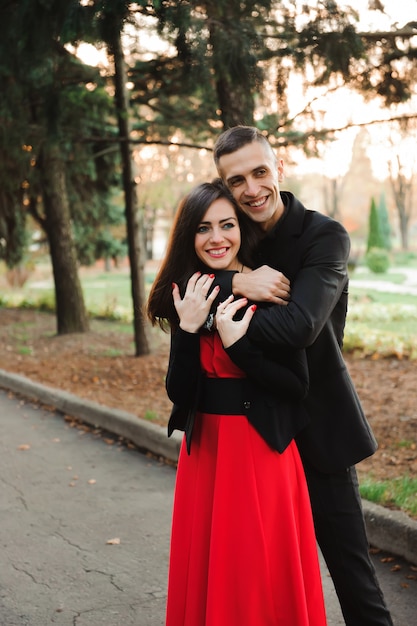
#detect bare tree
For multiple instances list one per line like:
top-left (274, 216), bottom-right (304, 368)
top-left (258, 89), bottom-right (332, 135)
top-left (389, 156), bottom-right (415, 250)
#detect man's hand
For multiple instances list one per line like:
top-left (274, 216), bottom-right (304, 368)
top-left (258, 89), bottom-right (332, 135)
top-left (173, 272), bottom-right (220, 333)
top-left (232, 265), bottom-right (290, 304)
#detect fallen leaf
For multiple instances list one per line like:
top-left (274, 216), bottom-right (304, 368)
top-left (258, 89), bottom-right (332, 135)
top-left (17, 444), bottom-right (31, 451)
top-left (106, 537), bottom-right (121, 545)
top-left (87, 479), bottom-right (96, 485)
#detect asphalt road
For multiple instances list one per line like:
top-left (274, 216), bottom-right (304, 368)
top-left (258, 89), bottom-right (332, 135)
top-left (1, 389), bottom-right (416, 626)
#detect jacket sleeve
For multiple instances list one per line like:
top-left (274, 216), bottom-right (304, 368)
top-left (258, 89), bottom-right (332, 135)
top-left (226, 336), bottom-right (309, 400)
top-left (165, 328), bottom-right (201, 408)
top-left (248, 219), bottom-right (350, 350)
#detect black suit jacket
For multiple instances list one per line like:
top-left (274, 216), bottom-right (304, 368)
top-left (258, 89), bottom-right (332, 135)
top-left (166, 327), bottom-right (310, 455)
top-left (216, 192), bottom-right (377, 473)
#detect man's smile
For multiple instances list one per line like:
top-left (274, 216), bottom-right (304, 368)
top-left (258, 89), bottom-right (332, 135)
top-left (246, 196), bottom-right (268, 208)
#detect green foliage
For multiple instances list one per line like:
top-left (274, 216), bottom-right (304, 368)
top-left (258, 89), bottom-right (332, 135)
top-left (359, 481), bottom-right (388, 503)
top-left (1, 0), bottom-right (417, 318)
top-left (144, 410), bottom-right (159, 422)
top-left (0, 1), bottom-right (123, 272)
top-left (360, 476), bottom-right (417, 518)
top-left (126, 1), bottom-right (417, 149)
top-left (367, 197), bottom-right (385, 251)
top-left (365, 247), bottom-right (390, 274)
top-left (378, 192), bottom-right (391, 251)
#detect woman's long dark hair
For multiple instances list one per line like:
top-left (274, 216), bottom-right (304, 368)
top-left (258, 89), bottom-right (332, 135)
top-left (146, 179), bottom-right (262, 330)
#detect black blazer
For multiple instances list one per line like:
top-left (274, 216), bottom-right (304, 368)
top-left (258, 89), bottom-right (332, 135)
top-left (166, 327), bottom-right (310, 455)
top-left (215, 192), bottom-right (377, 473)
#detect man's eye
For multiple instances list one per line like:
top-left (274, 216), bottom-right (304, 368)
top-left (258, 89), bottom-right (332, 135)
top-left (229, 179), bottom-right (242, 187)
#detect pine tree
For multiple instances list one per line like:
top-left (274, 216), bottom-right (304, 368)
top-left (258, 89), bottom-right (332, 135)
top-left (367, 197), bottom-right (385, 252)
top-left (378, 192), bottom-right (392, 251)
top-left (0, 0), bottom-right (117, 334)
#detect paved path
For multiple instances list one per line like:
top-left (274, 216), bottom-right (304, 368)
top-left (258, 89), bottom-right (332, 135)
top-left (1, 390), bottom-right (417, 625)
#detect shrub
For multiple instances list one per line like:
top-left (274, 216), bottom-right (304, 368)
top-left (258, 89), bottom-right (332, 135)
top-left (366, 247), bottom-right (390, 274)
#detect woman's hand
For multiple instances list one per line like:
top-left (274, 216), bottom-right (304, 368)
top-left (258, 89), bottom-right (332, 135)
top-left (215, 295), bottom-right (257, 348)
top-left (172, 272), bottom-right (220, 333)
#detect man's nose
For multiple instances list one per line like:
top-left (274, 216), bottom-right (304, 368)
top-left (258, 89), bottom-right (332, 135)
top-left (245, 178), bottom-right (260, 196)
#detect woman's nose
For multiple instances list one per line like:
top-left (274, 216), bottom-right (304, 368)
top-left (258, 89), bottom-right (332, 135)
top-left (210, 227), bottom-right (223, 242)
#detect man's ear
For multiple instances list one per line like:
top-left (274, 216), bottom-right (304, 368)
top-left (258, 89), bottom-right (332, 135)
top-left (277, 158), bottom-right (285, 183)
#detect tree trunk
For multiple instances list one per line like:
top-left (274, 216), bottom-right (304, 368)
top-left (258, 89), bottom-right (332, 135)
top-left (40, 142), bottom-right (89, 334)
top-left (390, 165), bottom-right (411, 250)
top-left (398, 204), bottom-right (409, 250)
top-left (207, 4), bottom-right (255, 127)
top-left (108, 24), bottom-right (150, 356)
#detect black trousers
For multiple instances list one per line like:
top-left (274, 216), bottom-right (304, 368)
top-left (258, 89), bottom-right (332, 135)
top-left (303, 462), bottom-right (394, 626)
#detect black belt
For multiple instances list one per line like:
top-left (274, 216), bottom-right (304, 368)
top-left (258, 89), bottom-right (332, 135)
top-left (198, 377), bottom-right (249, 415)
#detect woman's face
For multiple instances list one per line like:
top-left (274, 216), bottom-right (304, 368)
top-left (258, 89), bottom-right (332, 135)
top-left (194, 197), bottom-right (241, 271)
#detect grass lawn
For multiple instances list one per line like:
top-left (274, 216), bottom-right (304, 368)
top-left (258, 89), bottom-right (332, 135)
top-left (1, 262), bottom-right (417, 356)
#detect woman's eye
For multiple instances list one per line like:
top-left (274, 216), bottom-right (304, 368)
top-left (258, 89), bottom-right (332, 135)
top-left (222, 222), bottom-right (235, 230)
top-left (196, 225), bottom-right (209, 234)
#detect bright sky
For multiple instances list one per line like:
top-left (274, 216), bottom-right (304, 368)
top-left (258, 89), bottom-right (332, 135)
top-left (346, 0), bottom-right (415, 29)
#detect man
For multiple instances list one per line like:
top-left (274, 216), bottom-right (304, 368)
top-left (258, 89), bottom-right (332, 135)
top-left (213, 125), bottom-right (393, 626)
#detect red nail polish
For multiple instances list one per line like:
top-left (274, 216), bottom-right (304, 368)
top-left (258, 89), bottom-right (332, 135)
top-left (209, 273), bottom-right (215, 278)
top-left (251, 304), bottom-right (257, 311)
top-left (172, 283), bottom-right (176, 289)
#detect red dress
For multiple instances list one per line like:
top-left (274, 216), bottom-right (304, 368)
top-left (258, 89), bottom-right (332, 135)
top-left (165, 333), bottom-right (327, 626)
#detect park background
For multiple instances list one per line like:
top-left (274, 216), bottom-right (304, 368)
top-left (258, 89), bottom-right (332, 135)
top-left (0, 1), bottom-right (416, 519)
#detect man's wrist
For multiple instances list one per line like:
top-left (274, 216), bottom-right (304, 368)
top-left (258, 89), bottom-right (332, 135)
top-left (232, 272), bottom-right (245, 296)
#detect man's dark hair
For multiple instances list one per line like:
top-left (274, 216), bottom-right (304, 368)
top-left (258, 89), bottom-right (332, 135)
top-left (213, 126), bottom-right (275, 167)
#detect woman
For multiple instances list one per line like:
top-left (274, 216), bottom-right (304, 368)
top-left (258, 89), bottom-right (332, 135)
top-left (147, 180), bottom-right (327, 626)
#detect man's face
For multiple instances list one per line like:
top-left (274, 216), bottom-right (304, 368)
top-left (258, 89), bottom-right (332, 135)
top-left (217, 141), bottom-right (285, 231)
